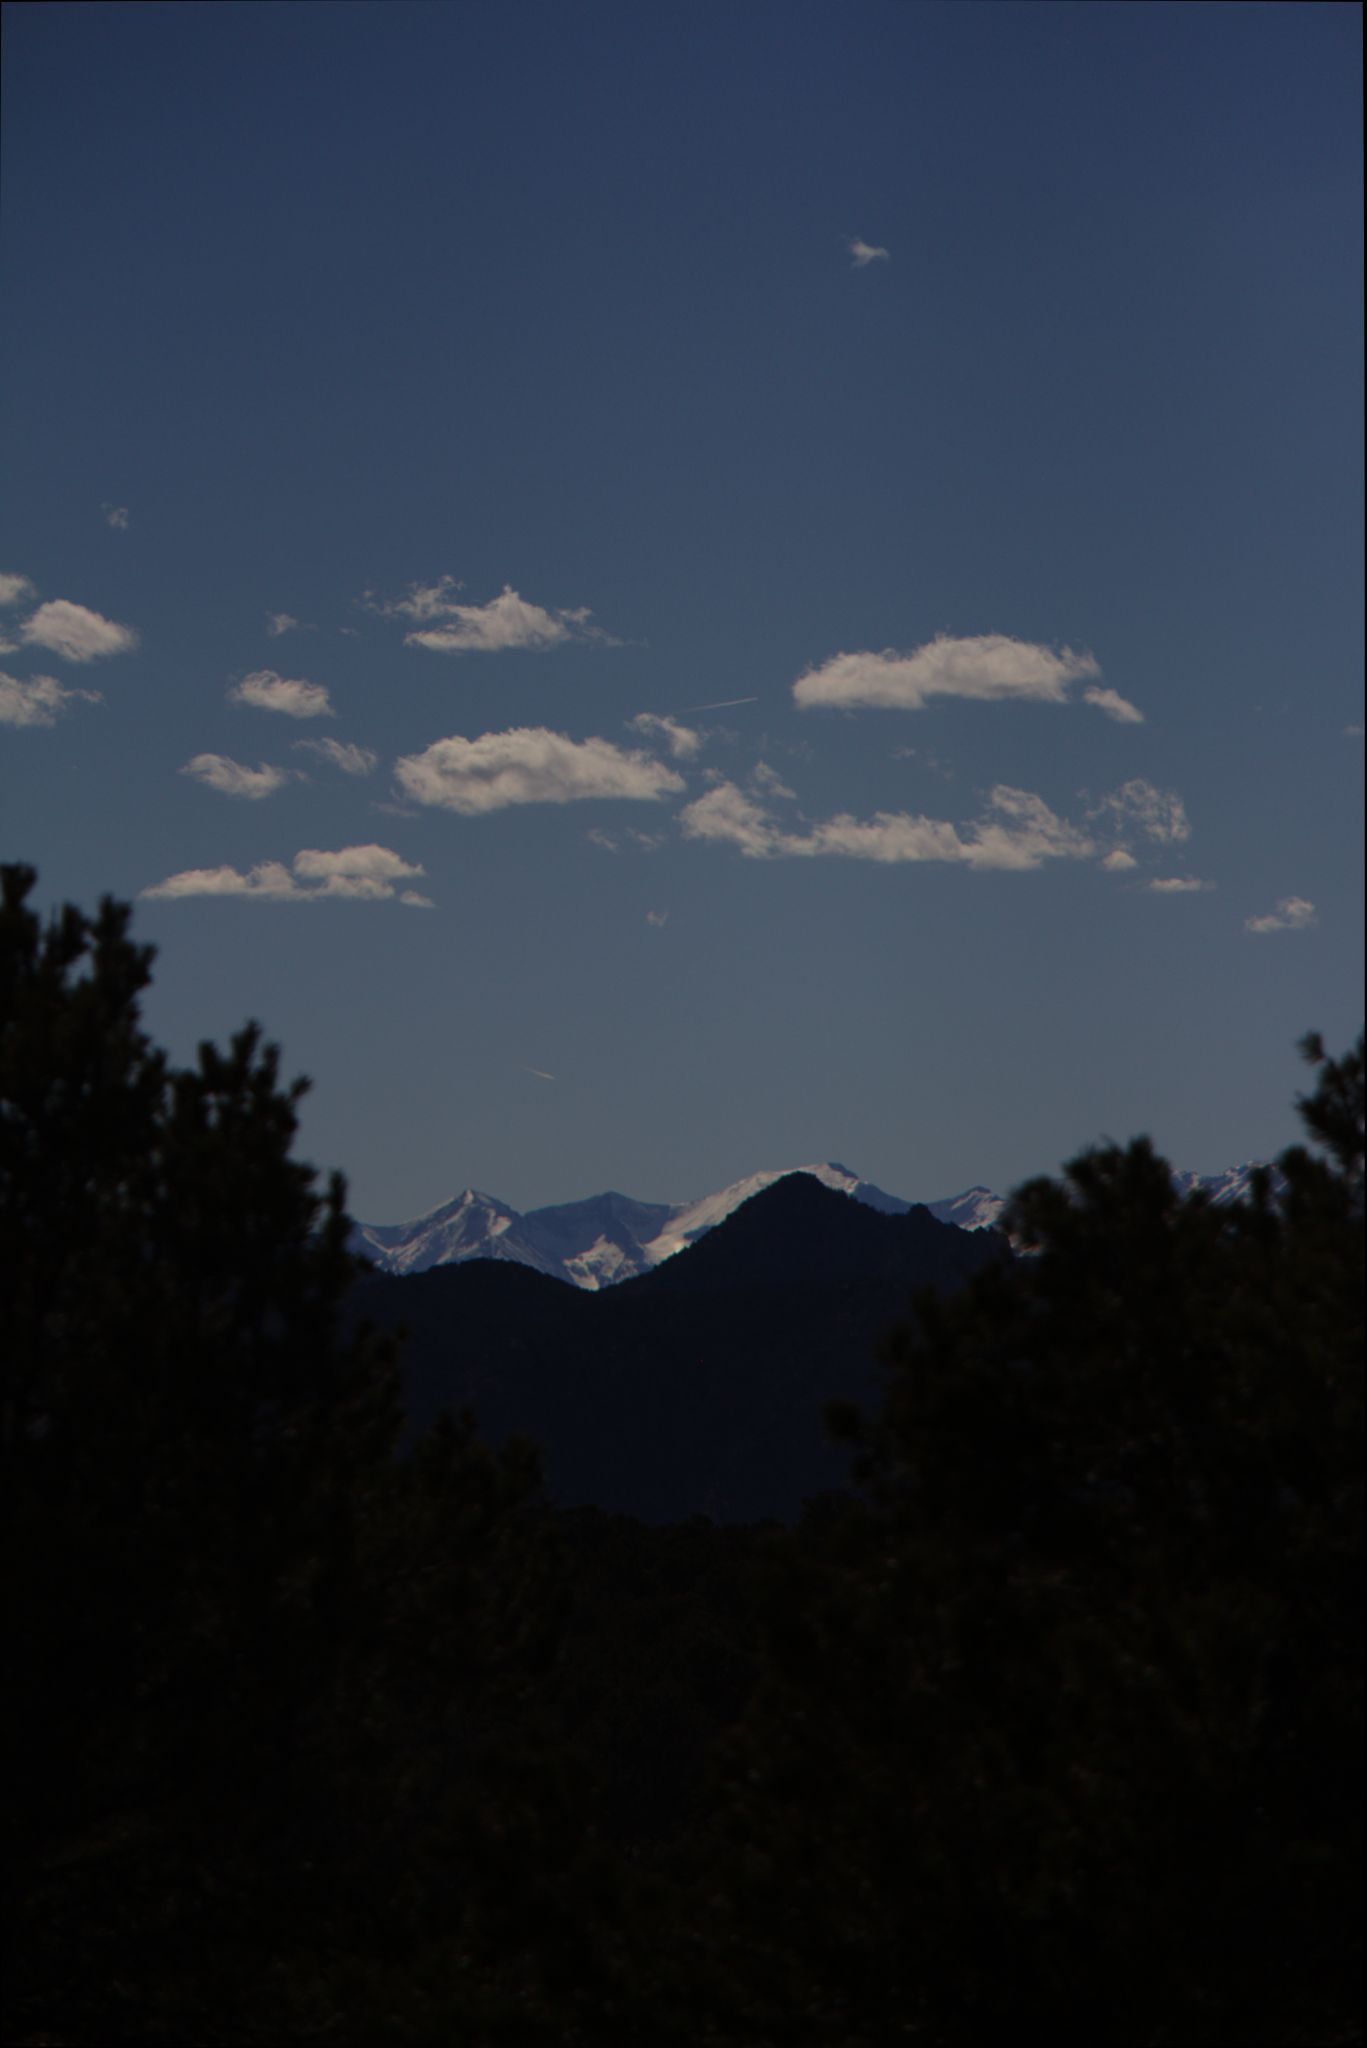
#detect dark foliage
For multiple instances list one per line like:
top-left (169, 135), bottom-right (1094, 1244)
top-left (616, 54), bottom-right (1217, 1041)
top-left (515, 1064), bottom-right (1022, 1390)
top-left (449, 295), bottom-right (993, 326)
top-left (4, 861), bottom-right (1359, 2047)
top-left (662, 1035), bottom-right (1364, 2046)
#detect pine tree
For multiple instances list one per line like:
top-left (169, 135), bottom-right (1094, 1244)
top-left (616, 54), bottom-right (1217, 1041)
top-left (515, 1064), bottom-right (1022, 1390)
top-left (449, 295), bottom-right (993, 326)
top-left (0, 864), bottom-right (588, 2044)
top-left (673, 1036), bottom-right (1364, 2046)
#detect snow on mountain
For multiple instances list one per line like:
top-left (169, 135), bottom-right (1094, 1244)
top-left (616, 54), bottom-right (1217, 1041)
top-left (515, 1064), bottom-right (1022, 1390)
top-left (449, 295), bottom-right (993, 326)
top-left (637, 1162), bottom-right (909, 1267)
top-left (924, 1185), bottom-right (1006, 1233)
top-left (354, 1157), bottom-right (1276, 1286)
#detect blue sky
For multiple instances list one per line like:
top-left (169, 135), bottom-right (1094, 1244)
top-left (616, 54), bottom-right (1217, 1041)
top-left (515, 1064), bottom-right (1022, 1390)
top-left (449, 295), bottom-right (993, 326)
top-left (2, 0), bottom-right (1361, 1221)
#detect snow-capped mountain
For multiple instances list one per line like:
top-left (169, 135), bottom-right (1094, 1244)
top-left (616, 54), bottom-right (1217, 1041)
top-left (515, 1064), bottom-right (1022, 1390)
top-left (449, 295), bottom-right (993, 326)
top-left (353, 1163), bottom-right (910, 1288)
top-left (353, 1159), bottom-right (1276, 1287)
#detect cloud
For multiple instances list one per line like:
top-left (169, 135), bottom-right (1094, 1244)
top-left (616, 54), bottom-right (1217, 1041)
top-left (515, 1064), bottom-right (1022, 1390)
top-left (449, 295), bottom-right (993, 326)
top-left (681, 695), bottom-right (759, 712)
top-left (0, 670), bottom-right (102, 727)
top-left (1245, 895), bottom-right (1317, 934)
top-left (230, 669), bottom-right (334, 718)
top-left (369, 578), bottom-right (615, 655)
top-left (1147, 876), bottom-right (1213, 893)
top-left (0, 573), bottom-right (37, 608)
top-left (1102, 848), bottom-right (1138, 872)
top-left (142, 844), bottom-right (428, 904)
top-left (793, 633), bottom-right (1103, 714)
top-left (524, 1067), bottom-right (556, 1081)
top-left (645, 909), bottom-right (669, 927)
top-left (679, 779), bottom-right (1095, 871)
top-left (293, 737), bottom-right (378, 776)
top-left (1346, 723), bottom-right (1364, 739)
top-left (180, 754), bottom-right (290, 800)
top-left (586, 828), bottom-right (619, 853)
top-left (266, 611), bottom-right (302, 637)
top-left (102, 504), bottom-right (130, 531)
top-left (848, 237), bottom-right (889, 268)
top-left (751, 761), bottom-right (796, 799)
top-left (20, 599), bottom-right (138, 663)
top-left (627, 711), bottom-right (704, 759)
top-left (1083, 684), bottom-right (1145, 725)
top-left (394, 726), bottom-right (685, 814)
top-left (1091, 778), bottom-right (1190, 845)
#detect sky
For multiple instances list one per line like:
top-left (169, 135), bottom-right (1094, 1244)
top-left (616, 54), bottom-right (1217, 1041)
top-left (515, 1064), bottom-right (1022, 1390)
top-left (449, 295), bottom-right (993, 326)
top-left (2, 0), bottom-right (1362, 1224)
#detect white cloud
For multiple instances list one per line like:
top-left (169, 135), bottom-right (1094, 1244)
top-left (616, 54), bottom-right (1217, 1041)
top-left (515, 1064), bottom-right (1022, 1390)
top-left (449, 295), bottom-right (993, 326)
top-left (1102, 848), bottom-right (1138, 872)
top-left (102, 504), bottom-right (130, 531)
top-left (180, 754), bottom-right (290, 800)
top-left (293, 844), bottom-right (423, 885)
top-left (0, 670), bottom-right (102, 727)
top-left (20, 599), bottom-right (138, 663)
top-left (1245, 895), bottom-right (1317, 934)
top-left (1091, 778), bottom-right (1190, 845)
top-left (230, 669), bottom-right (334, 718)
top-left (0, 573), bottom-right (37, 608)
top-left (394, 726), bottom-right (685, 814)
top-left (1083, 684), bottom-right (1145, 725)
top-left (293, 737), bottom-right (378, 776)
top-left (142, 844), bottom-right (428, 904)
top-left (679, 779), bottom-right (1095, 871)
top-left (793, 633), bottom-right (1102, 714)
top-left (399, 890), bottom-right (436, 909)
top-left (848, 237), bottom-right (889, 268)
top-left (627, 711), bottom-right (704, 759)
top-left (1346, 723), bottom-right (1364, 739)
top-left (586, 828), bottom-right (619, 853)
top-left (369, 578), bottom-right (615, 655)
top-left (645, 909), bottom-right (669, 927)
top-left (1147, 876), bottom-right (1213, 894)
top-left (266, 611), bottom-right (302, 637)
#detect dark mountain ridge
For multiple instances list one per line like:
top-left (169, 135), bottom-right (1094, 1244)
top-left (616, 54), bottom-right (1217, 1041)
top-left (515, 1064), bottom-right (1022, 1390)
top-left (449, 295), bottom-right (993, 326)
top-left (351, 1173), bottom-right (1006, 1521)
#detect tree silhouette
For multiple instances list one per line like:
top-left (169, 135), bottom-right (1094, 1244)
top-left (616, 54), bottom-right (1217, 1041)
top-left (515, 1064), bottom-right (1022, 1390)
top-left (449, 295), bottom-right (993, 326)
top-left (673, 1036), bottom-right (1364, 2046)
top-left (0, 865), bottom-right (580, 2044)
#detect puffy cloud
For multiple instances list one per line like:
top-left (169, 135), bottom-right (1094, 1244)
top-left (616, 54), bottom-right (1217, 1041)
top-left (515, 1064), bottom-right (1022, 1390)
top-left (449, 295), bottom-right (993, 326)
top-left (142, 844), bottom-right (428, 904)
top-left (394, 726), bottom-right (685, 814)
top-left (1091, 778), bottom-right (1190, 845)
top-left (266, 611), bottom-right (302, 637)
top-left (230, 669), bottom-right (334, 718)
top-left (369, 577), bottom-right (615, 655)
top-left (0, 670), bottom-right (101, 727)
top-left (1245, 895), bottom-right (1317, 934)
top-left (848, 237), bottom-right (889, 268)
top-left (1147, 877), bottom-right (1213, 894)
top-left (180, 754), bottom-right (290, 800)
top-left (1083, 684), bottom-right (1145, 724)
top-left (20, 599), bottom-right (138, 663)
top-left (293, 736), bottom-right (378, 776)
top-left (0, 573), bottom-right (37, 608)
top-left (679, 780), bottom-right (784, 858)
top-left (292, 844), bottom-right (423, 885)
top-left (626, 711), bottom-right (704, 759)
top-left (793, 633), bottom-right (1102, 714)
top-left (679, 779), bottom-right (1095, 871)
top-left (1102, 848), bottom-right (1138, 872)
top-left (103, 504), bottom-right (130, 531)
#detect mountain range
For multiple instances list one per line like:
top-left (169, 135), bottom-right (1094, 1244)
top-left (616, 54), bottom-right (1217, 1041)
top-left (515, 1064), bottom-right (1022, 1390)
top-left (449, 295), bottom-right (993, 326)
top-left (347, 1171), bottom-right (1008, 1522)
top-left (353, 1159), bottom-right (1272, 1288)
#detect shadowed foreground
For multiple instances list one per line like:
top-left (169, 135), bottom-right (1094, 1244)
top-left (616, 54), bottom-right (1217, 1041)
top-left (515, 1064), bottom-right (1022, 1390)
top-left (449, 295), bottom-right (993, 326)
top-left (3, 863), bottom-right (1361, 2046)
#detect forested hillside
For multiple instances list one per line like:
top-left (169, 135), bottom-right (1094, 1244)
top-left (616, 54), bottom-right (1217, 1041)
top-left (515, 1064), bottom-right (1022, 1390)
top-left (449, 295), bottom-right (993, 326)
top-left (4, 864), bottom-right (1361, 2047)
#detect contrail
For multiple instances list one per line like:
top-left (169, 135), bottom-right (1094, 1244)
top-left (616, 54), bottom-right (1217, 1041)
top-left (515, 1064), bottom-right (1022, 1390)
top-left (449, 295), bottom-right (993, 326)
top-left (523, 1066), bottom-right (556, 1082)
top-left (680, 695), bottom-right (758, 712)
